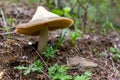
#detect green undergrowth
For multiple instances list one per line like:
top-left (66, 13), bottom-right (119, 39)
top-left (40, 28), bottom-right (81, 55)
top-left (15, 60), bottom-right (92, 80)
top-left (42, 30), bottom-right (66, 58)
top-left (0, 8), bottom-right (15, 39)
top-left (15, 60), bottom-right (43, 75)
top-left (110, 47), bottom-right (120, 62)
top-left (15, 29), bottom-right (91, 80)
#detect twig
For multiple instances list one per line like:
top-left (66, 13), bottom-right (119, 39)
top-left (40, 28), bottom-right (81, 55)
top-left (0, 8), bottom-right (7, 27)
top-left (32, 47), bottom-right (49, 70)
top-left (0, 32), bottom-right (16, 35)
top-left (33, 48), bottom-right (51, 79)
top-left (41, 70), bottom-right (51, 79)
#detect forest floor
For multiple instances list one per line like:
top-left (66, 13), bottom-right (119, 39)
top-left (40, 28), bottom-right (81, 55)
top-left (0, 1), bottom-right (120, 80)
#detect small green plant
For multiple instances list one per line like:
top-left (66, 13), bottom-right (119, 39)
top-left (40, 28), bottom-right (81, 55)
top-left (51, 6), bottom-right (72, 18)
top-left (51, 9), bottom-right (63, 16)
top-left (15, 60), bottom-right (43, 75)
top-left (48, 64), bottom-right (72, 80)
top-left (69, 20), bottom-right (82, 46)
top-left (74, 71), bottom-right (92, 80)
top-left (15, 60), bottom-right (92, 80)
top-left (110, 47), bottom-right (120, 62)
top-left (42, 30), bottom-right (66, 57)
top-left (99, 53), bottom-right (105, 58)
top-left (42, 44), bottom-right (56, 57)
top-left (51, 6), bottom-right (82, 46)
top-left (92, 48), bottom-right (97, 53)
top-left (70, 30), bottom-right (82, 46)
top-left (63, 7), bottom-right (71, 18)
top-left (101, 17), bottom-right (112, 35)
top-left (0, 9), bottom-right (13, 39)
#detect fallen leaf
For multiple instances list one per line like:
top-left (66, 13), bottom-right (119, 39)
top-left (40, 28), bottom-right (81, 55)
top-left (67, 56), bottom-right (97, 67)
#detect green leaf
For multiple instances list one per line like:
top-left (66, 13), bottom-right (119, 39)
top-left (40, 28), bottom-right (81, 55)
top-left (63, 7), bottom-right (71, 13)
top-left (33, 60), bottom-right (43, 72)
top-left (43, 30), bottom-right (66, 58)
top-left (14, 66), bottom-right (27, 70)
top-left (48, 64), bottom-right (71, 80)
top-left (84, 71), bottom-right (91, 77)
top-left (51, 9), bottom-right (63, 16)
top-left (15, 60), bottom-right (43, 75)
top-left (110, 47), bottom-right (117, 53)
top-left (116, 54), bottom-right (120, 59)
top-left (24, 68), bottom-right (31, 75)
top-left (74, 71), bottom-right (91, 80)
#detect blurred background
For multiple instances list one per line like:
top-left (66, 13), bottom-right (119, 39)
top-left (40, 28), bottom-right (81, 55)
top-left (0, 0), bottom-right (120, 35)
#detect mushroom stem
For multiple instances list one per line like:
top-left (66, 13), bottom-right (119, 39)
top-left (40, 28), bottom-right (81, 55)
top-left (38, 27), bottom-right (48, 53)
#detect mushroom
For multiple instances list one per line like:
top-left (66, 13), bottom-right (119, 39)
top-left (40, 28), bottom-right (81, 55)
top-left (15, 6), bottom-right (74, 53)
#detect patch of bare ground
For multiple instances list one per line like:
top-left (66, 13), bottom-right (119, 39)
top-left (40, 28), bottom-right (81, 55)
top-left (0, 31), bottom-right (120, 80)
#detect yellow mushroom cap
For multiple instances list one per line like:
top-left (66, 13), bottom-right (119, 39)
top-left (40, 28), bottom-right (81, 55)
top-left (15, 6), bottom-right (74, 36)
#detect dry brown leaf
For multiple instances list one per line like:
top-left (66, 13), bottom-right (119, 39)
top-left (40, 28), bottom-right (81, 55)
top-left (67, 56), bottom-right (97, 67)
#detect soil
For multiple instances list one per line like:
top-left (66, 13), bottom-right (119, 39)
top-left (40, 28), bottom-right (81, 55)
top-left (0, 1), bottom-right (120, 80)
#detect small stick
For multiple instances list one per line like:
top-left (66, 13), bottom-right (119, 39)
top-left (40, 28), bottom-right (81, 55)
top-left (0, 8), bottom-right (7, 27)
top-left (0, 32), bottom-right (15, 35)
top-left (31, 47), bottom-right (49, 69)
